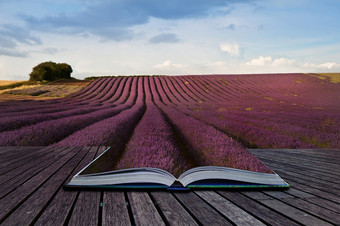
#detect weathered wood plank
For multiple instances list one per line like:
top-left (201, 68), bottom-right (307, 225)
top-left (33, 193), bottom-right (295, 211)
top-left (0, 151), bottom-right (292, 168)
top-left (63, 146), bottom-right (105, 185)
top-left (0, 147), bottom-right (72, 198)
top-left (279, 178), bottom-right (340, 204)
top-left (250, 148), bottom-right (340, 158)
top-left (96, 146), bottom-right (109, 156)
top-left (264, 191), bottom-right (340, 225)
top-left (150, 191), bottom-right (198, 226)
top-left (0, 147), bottom-right (88, 225)
top-left (283, 188), bottom-right (340, 213)
top-left (0, 146), bottom-right (42, 162)
top-left (127, 192), bottom-right (165, 226)
top-left (255, 156), bottom-right (340, 183)
top-left (255, 149), bottom-right (340, 162)
top-left (242, 191), bottom-right (338, 225)
top-left (98, 146), bottom-right (132, 225)
top-left (254, 155), bottom-right (340, 177)
top-left (0, 146), bottom-right (35, 154)
top-left (261, 156), bottom-right (340, 186)
top-left (0, 146), bottom-right (38, 159)
top-left (0, 147), bottom-right (17, 154)
top-left (0, 146), bottom-right (68, 186)
top-left (174, 192), bottom-right (232, 225)
top-left (283, 187), bottom-right (315, 198)
top-left (218, 191), bottom-right (300, 226)
top-left (102, 192), bottom-right (131, 226)
top-left (34, 147), bottom-right (97, 226)
top-left (304, 197), bottom-right (340, 214)
top-left (252, 151), bottom-right (340, 181)
top-left (280, 166), bottom-right (339, 191)
top-left (0, 146), bottom-right (63, 175)
top-left (242, 191), bottom-right (334, 226)
top-left (250, 148), bottom-right (340, 163)
top-left (259, 199), bottom-right (333, 226)
top-left (252, 151), bottom-right (340, 175)
top-left (68, 191), bottom-right (101, 226)
top-left (270, 168), bottom-right (340, 196)
top-left (0, 147), bottom-right (82, 222)
top-left (195, 190), bottom-right (265, 226)
top-left (67, 146), bottom-right (104, 225)
top-left (0, 146), bottom-right (46, 170)
top-left (255, 150), bottom-right (340, 205)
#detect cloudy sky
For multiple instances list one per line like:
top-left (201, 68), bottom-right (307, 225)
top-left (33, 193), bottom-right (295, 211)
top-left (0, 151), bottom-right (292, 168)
top-left (0, 0), bottom-right (340, 80)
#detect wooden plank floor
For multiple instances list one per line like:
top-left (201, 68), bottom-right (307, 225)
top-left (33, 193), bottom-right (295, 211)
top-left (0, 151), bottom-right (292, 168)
top-left (0, 147), bottom-right (339, 225)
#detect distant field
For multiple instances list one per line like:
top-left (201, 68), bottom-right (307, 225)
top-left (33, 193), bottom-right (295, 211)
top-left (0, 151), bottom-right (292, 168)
top-left (317, 73), bottom-right (340, 83)
top-left (0, 80), bottom-right (26, 86)
top-left (0, 79), bottom-right (91, 101)
top-left (308, 73), bottom-right (340, 83)
top-left (0, 94), bottom-right (59, 102)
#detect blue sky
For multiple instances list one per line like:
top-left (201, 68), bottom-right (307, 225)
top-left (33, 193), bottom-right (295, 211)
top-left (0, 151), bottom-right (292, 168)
top-left (0, 0), bottom-right (339, 80)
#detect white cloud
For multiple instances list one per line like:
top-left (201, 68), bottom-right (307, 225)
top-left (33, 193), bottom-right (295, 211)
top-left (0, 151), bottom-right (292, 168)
top-left (245, 56), bottom-right (297, 67)
top-left (302, 62), bottom-right (339, 69)
top-left (219, 43), bottom-right (240, 56)
top-left (245, 56), bottom-right (272, 66)
top-left (272, 57), bottom-right (296, 66)
top-left (241, 55), bottom-right (340, 72)
top-left (153, 60), bottom-right (184, 69)
top-left (153, 60), bottom-right (171, 68)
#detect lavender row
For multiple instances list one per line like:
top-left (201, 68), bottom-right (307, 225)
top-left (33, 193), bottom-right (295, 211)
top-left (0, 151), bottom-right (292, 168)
top-left (90, 77), bottom-right (126, 103)
top-left (164, 75), bottom-right (339, 148)
top-left (0, 78), bottom-right (105, 113)
top-left (159, 77), bottom-right (188, 105)
top-left (115, 103), bottom-right (189, 177)
top-left (56, 78), bottom-right (146, 174)
top-left (193, 98), bottom-right (340, 142)
top-left (60, 77), bottom-right (109, 103)
top-left (55, 101), bottom-right (145, 146)
top-left (156, 77), bottom-right (323, 148)
top-left (168, 76), bottom-right (201, 105)
top-left (0, 77), bottom-right (134, 132)
top-left (61, 77), bottom-right (107, 100)
top-left (192, 76), bottom-right (230, 102)
top-left (54, 76), bottom-right (143, 146)
top-left (0, 76), bottom-right (120, 116)
top-left (0, 77), bottom-right (139, 145)
top-left (0, 104), bottom-right (133, 145)
top-left (160, 105), bottom-right (273, 173)
top-left (179, 108), bottom-right (317, 149)
top-left (0, 77), bottom-right (124, 119)
top-left (151, 77), bottom-right (273, 173)
top-left (179, 76), bottom-right (220, 102)
top-left (114, 77), bottom-right (189, 176)
top-left (0, 104), bottom-right (109, 132)
top-left (228, 108), bottom-right (340, 134)
top-left (221, 110), bottom-right (340, 146)
top-left (170, 93), bottom-right (328, 148)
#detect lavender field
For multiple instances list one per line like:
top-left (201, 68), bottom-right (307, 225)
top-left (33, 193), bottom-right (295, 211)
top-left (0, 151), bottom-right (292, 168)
top-left (0, 74), bottom-right (339, 175)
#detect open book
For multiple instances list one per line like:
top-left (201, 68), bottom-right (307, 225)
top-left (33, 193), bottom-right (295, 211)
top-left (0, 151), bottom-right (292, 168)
top-left (66, 147), bottom-right (289, 190)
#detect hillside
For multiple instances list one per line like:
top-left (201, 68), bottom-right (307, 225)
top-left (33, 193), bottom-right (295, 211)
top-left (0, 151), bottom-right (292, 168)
top-left (0, 73), bottom-right (338, 150)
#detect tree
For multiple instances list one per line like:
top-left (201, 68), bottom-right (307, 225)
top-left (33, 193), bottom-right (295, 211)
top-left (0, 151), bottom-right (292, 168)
top-left (29, 61), bottom-right (73, 81)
